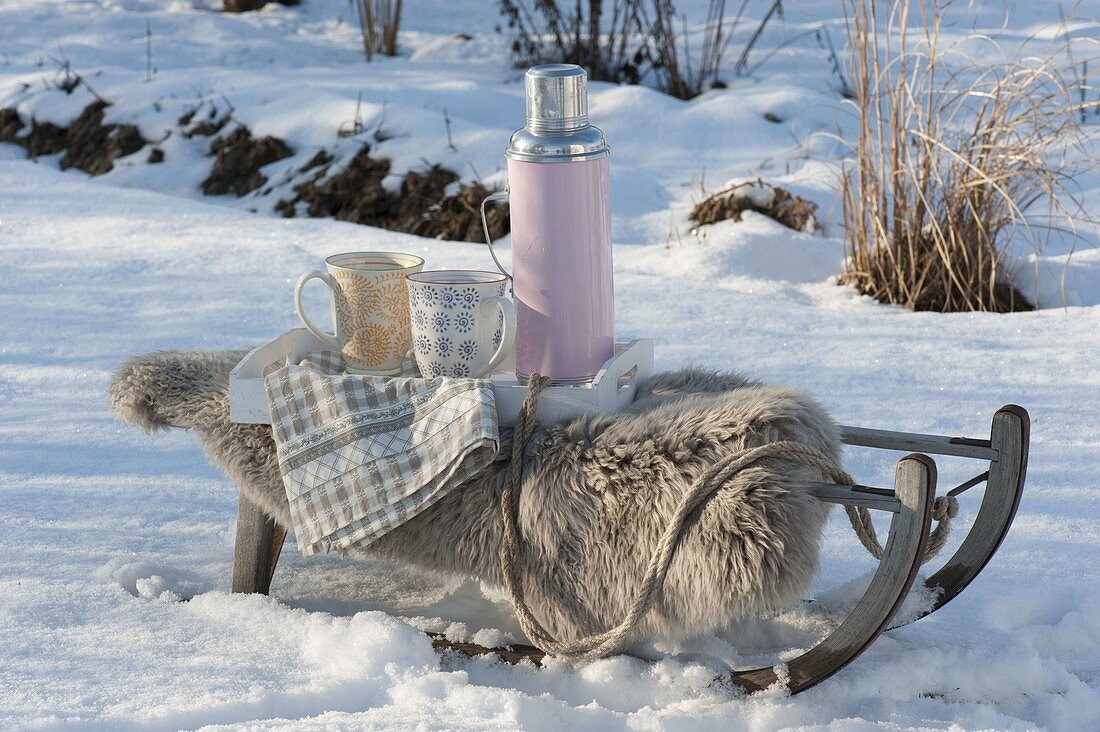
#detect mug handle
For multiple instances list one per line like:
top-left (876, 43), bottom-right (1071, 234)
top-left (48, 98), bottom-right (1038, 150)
top-left (294, 270), bottom-right (344, 350)
top-left (473, 295), bottom-right (517, 378)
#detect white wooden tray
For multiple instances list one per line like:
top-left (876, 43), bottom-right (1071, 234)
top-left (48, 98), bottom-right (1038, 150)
top-left (229, 328), bottom-right (653, 427)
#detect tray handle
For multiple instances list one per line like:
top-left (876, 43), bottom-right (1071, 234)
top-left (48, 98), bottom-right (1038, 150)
top-left (593, 340), bottom-right (654, 410)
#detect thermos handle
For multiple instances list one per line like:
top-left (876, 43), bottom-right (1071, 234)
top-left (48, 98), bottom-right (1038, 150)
top-left (480, 190), bottom-right (511, 279)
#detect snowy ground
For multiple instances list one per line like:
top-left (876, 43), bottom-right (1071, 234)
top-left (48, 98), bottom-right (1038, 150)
top-left (2, 0), bottom-right (1099, 729)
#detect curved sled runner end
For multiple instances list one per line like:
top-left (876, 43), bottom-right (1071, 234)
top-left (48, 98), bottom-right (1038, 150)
top-left (728, 453), bottom-right (935, 695)
top-left (922, 405), bottom-right (1029, 615)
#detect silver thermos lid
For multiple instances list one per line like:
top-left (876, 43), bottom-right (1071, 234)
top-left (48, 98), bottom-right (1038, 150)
top-left (525, 64), bottom-right (589, 133)
top-left (507, 64), bottom-right (609, 163)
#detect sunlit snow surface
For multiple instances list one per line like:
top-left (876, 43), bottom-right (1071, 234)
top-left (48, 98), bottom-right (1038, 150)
top-left (1, 0), bottom-right (1099, 729)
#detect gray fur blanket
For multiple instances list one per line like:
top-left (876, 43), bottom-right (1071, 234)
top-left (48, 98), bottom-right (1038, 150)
top-left (109, 351), bottom-right (839, 645)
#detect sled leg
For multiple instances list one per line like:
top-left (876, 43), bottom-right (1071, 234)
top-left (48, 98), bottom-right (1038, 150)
top-left (231, 492), bottom-right (286, 595)
top-left (728, 454), bottom-right (935, 695)
top-left (920, 405), bottom-right (1029, 615)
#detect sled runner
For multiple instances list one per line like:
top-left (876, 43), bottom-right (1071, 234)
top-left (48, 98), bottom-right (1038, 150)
top-left (229, 404), bottom-right (1028, 695)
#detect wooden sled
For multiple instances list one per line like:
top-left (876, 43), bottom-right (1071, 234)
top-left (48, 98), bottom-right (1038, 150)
top-left (231, 405), bottom-right (1029, 695)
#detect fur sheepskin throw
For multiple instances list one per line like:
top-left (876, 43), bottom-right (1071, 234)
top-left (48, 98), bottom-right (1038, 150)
top-left (109, 350), bottom-right (839, 645)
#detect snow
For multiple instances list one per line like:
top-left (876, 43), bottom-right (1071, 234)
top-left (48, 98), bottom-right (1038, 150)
top-left (1, 0), bottom-right (1099, 729)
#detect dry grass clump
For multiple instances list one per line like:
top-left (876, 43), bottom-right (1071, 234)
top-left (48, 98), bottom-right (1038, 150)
top-left (690, 180), bottom-right (819, 232)
top-left (839, 0), bottom-right (1096, 312)
top-left (275, 147), bottom-right (509, 242)
top-left (0, 101), bottom-right (146, 175)
top-left (201, 127), bottom-right (293, 197)
top-left (500, 0), bottom-right (784, 100)
top-left (354, 0), bottom-right (402, 61)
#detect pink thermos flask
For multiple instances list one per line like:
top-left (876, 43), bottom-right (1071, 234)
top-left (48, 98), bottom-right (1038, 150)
top-left (482, 64), bottom-right (614, 384)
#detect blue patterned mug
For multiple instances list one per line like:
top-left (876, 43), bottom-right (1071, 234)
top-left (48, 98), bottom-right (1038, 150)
top-left (406, 270), bottom-right (516, 379)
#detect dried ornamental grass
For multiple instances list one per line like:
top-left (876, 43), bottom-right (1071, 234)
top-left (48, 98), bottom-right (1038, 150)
top-left (500, 0), bottom-right (785, 100)
top-left (354, 0), bottom-right (402, 61)
top-left (839, 0), bottom-right (1097, 312)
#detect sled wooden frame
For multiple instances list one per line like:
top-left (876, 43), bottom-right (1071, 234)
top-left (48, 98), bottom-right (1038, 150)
top-left (230, 404), bottom-right (1029, 695)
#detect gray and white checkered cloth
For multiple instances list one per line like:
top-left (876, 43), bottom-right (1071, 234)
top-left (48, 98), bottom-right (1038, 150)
top-left (264, 351), bottom-right (499, 557)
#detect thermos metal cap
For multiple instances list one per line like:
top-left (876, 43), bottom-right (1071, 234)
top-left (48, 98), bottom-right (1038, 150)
top-left (508, 63), bottom-right (610, 163)
top-left (525, 64), bottom-right (588, 133)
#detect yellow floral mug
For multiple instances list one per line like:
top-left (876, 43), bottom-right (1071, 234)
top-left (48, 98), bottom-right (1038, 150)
top-left (294, 252), bottom-right (424, 374)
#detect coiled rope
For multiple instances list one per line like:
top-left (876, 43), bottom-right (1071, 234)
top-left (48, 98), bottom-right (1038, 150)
top-left (499, 374), bottom-right (956, 659)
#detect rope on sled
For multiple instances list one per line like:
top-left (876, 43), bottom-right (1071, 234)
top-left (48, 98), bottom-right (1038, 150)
top-left (498, 375), bottom-right (956, 660)
top-left (844, 495), bottom-right (958, 562)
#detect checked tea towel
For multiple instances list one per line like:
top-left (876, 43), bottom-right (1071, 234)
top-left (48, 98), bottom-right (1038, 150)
top-left (264, 351), bottom-right (499, 557)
